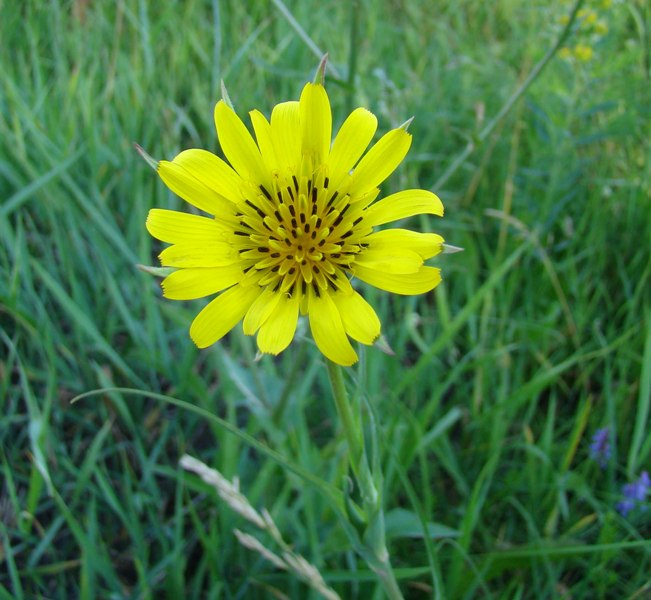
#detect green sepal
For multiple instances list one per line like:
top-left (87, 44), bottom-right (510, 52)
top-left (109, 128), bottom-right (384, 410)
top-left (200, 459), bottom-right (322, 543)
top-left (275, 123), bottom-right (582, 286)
top-left (136, 264), bottom-right (176, 278)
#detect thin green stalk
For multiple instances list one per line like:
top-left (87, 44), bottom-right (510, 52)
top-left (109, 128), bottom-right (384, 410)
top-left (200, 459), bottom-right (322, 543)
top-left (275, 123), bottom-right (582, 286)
top-left (346, 0), bottom-right (361, 114)
top-left (325, 360), bottom-right (404, 600)
top-left (433, 0), bottom-right (586, 191)
top-left (326, 360), bottom-right (363, 471)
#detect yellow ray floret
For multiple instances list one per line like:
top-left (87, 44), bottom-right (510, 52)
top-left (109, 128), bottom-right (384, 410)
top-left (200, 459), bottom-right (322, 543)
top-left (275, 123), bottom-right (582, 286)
top-left (146, 81), bottom-right (445, 365)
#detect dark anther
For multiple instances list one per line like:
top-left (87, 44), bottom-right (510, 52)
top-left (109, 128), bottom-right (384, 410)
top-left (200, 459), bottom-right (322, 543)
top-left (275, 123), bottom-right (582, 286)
top-left (274, 210), bottom-right (281, 221)
top-left (324, 177), bottom-right (329, 188)
top-left (315, 217), bottom-right (322, 228)
top-left (289, 205), bottom-right (296, 217)
top-left (340, 204), bottom-right (350, 217)
top-left (277, 191), bottom-right (283, 202)
top-left (246, 199), bottom-right (265, 218)
top-left (312, 283), bottom-right (320, 297)
top-left (311, 231), bottom-right (317, 239)
top-left (302, 281), bottom-right (307, 295)
top-left (292, 175), bottom-right (299, 191)
top-left (309, 247), bottom-right (315, 253)
top-left (304, 224), bottom-right (310, 233)
top-left (291, 218), bottom-right (298, 228)
top-left (341, 231), bottom-right (353, 238)
top-left (333, 215), bottom-right (343, 227)
top-left (289, 267), bottom-right (296, 274)
top-left (284, 238), bottom-right (291, 245)
top-left (311, 187), bottom-right (317, 203)
top-left (287, 186), bottom-right (295, 200)
top-left (300, 213), bottom-right (306, 224)
top-left (327, 191), bottom-right (338, 208)
top-left (318, 239), bottom-right (325, 246)
top-left (297, 244), bottom-right (303, 250)
top-left (302, 259), bottom-right (307, 265)
top-left (307, 179), bottom-right (312, 194)
top-left (234, 230), bottom-right (249, 236)
top-left (270, 252), bottom-right (280, 258)
top-left (271, 265), bottom-right (280, 272)
top-left (258, 247), bottom-right (269, 252)
top-left (332, 253), bottom-right (341, 258)
top-left (353, 216), bottom-right (363, 226)
top-left (259, 185), bottom-right (272, 201)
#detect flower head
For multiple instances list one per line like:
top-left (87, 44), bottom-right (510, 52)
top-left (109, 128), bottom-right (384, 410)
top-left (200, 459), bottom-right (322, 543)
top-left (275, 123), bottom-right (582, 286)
top-left (616, 471), bottom-right (650, 516)
top-left (146, 81), bottom-right (444, 365)
top-left (589, 427), bottom-right (611, 469)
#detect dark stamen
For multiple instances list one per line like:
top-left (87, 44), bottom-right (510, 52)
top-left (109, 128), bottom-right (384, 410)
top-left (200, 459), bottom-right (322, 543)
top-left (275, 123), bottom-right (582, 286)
top-left (259, 185), bottom-right (272, 201)
top-left (245, 199), bottom-right (265, 218)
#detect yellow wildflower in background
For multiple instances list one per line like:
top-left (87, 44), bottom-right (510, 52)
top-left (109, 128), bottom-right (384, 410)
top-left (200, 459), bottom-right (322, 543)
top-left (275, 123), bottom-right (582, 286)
top-left (146, 82), bottom-right (444, 366)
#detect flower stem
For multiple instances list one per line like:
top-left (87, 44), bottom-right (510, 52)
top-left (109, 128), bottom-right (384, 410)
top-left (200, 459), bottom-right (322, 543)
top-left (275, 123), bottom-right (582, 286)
top-left (325, 360), bottom-right (404, 600)
top-left (325, 360), bottom-right (363, 472)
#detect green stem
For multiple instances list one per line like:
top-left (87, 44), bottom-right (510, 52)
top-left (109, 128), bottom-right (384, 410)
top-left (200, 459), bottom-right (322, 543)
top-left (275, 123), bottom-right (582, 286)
top-left (325, 360), bottom-right (404, 600)
top-left (346, 0), bottom-right (360, 114)
top-left (326, 360), bottom-right (363, 472)
top-left (433, 0), bottom-right (586, 191)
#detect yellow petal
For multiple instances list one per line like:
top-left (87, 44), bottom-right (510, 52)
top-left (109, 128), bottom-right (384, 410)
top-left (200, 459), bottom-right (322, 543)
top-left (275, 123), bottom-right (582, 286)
top-left (214, 100), bottom-right (269, 186)
top-left (365, 229), bottom-right (444, 259)
top-left (158, 159), bottom-right (237, 217)
top-left (250, 110), bottom-right (279, 176)
top-left (170, 149), bottom-right (242, 202)
top-left (308, 290), bottom-right (357, 366)
top-left (242, 287), bottom-right (281, 335)
top-left (299, 83), bottom-right (332, 165)
top-left (159, 243), bottom-right (239, 268)
top-left (190, 284), bottom-right (260, 348)
top-left (331, 291), bottom-right (381, 345)
top-left (348, 128), bottom-right (412, 195)
top-left (161, 265), bottom-right (243, 300)
top-left (353, 265), bottom-right (442, 295)
top-left (328, 108), bottom-right (377, 188)
top-left (364, 189), bottom-right (444, 226)
top-left (257, 293), bottom-right (300, 355)
top-left (146, 209), bottom-right (225, 244)
top-left (270, 101), bottom-right (301, 174)
top-left (354, 247), bottom-right (423, 274)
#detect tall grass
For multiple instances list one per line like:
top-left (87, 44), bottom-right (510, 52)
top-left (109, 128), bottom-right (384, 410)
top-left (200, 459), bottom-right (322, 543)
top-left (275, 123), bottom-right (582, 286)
top-left (1, 0), bottom-right (650, 598)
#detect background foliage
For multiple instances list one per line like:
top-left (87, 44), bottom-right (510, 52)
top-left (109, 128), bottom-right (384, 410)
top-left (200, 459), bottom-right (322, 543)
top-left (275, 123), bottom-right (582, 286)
top-left (1, 0), bottom-right (650, 598)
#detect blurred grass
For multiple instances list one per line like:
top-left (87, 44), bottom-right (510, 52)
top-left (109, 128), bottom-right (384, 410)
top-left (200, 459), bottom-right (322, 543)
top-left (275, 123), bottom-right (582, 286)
top-left (1, 0), bottom-right (650, 598)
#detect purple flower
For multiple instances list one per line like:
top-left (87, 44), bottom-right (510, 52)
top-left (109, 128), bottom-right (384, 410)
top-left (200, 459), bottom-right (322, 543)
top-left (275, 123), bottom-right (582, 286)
top-left (616, 471), bottom-right (650, 516)
top-left (589, 427), bottom-right (611, 469)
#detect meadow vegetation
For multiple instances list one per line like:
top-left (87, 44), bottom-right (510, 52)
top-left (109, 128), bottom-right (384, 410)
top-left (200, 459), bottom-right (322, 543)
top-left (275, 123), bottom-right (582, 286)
top-left (1, 0), bottom-right (650, 598)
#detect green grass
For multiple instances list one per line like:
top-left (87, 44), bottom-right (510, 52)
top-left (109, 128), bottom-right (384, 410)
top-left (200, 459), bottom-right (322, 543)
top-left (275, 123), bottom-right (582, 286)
top-left (1, 0), bottom-right (650, 598)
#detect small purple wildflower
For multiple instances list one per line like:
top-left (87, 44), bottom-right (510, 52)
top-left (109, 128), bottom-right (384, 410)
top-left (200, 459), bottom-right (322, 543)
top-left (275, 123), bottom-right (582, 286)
top-left (589, 427), bottom-right (611, 469)
top-left (616, 471), bottom-right (650, 516)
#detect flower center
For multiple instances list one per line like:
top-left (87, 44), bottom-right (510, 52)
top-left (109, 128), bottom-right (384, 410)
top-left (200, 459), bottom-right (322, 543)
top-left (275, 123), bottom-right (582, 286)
top-left (233, 168), bottom-right (371, 302)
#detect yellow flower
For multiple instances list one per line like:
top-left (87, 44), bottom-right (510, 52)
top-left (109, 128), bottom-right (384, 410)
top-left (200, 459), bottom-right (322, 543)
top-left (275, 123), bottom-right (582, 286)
top-left (573, 44), bottom-right (594, 61)
top-left (146, 82), bottom-right (444, 366)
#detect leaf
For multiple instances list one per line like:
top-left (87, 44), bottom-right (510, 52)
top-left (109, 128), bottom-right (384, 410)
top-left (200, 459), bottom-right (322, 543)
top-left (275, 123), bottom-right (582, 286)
top-left (384, 508), bottom-right (459, 540)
